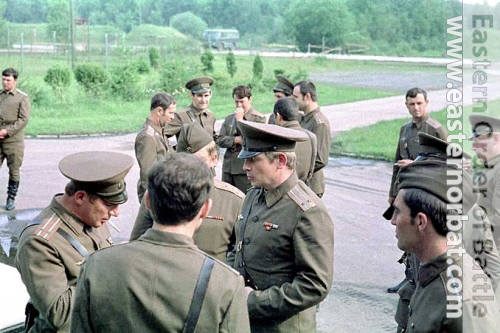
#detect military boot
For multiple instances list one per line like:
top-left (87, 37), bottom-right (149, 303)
top-left (6, 179), bottom-right (19, 211)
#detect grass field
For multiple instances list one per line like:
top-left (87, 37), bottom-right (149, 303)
top-left (331, 99), bottom-right (500, 160)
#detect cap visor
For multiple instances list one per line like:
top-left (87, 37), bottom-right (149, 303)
top-left (238, 150), bottom-right (261, 159)
top-left (192, 88), bottom-right (211, 94)
top-left (98, 191), bottom-right (128, 205)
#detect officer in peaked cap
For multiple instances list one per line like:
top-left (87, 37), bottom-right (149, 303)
top-left (164, 76), bottom-right (216, 140)
top-left (131, 122), bottom-right (246, 262)
top-left (268, 75), bottom-right (295, 125)
top-left (227, 120), bottom-right (334, 332)
top-left (15, 151), bottom-right (133, 333)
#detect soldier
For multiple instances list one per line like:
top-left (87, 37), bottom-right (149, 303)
top-left (71, 153), bottom-right (250, 333)
top-left (130, 122), bottom-right (244, 262)
top-left (164, 76), bottom-right (216, 140)
top-left (227, 120), bottom-right (334, 332)
top-left (273, 98), bottom-right (317, 184)
top-left (294, 80), bottom-right (331, 198)
top-left (134, 93), bottom-right (176, 202)
top-left (0, 68), bottom-right (30, 210)
top-left (390, 160), bottom-right (500, 332)
top-left (268, 75), bottom-right (294, 125)
top-left (15, 151), bottom-right (133, 333)
top-left (217, 85), bottom-right (265, 193)
top-left (387, 87), bottom-right (447, 293)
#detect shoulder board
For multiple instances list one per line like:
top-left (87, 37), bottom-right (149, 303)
top-left (250, 109), bottom-right (264, 118)
top-left (32, 213), bottom-right (62, 240)
top-left (426, 117), bottom-right (443, 129)
top-left (145, 125), bottom-right (155, 136)
top-left (15, 89), bottom-right (28, 96)
top-left (287, 183), bottom-right (317, 212)
top-left (313, 112), bottom-right (324, 124)
top-left (204, 108), bottom-right (214, 115)
top-left (214, 179), bottom-right (245, 199)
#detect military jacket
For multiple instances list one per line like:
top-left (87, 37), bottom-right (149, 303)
top-left (15, 195), bottom-right (113, 333)
top-left (389, 114), bottom-right (447, 197)
top-left (300, 107), bottom-right (331, 196)
top-left (400, 252), bottom-right (499, 333)
top-left (135, 118), bottom-right (171, 202)
top-left (130, 179), bottom-right (244, 262)
top-left (71, 228), bottom-right (250, 333)
top-left (227, 172), bottom-right (334, 332)
top-left (164, 103), bottom-right (216, 139)
top-left (0, 88), bottom-right (30, 143)
top-left (217, 107), bottom-right (266, 175)
top-left (282, 120), bottom-right (317, 184)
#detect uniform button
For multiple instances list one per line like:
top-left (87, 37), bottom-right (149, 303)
top-left (411, 323), bottom-right (415, 328)
top-left (408, 306), bottom-right (412, 316)
top-left (252, 216), bottom-right (258, 222)
top-left (244, 238), bottom-right (251, 245)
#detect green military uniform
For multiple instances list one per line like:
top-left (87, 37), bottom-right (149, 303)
top-left (300, 107), bottom-right (331, 197)
top-left (15, 151), bottom-right (133, 333)
top-left (0, 87), bottom-right (30, 208)
top-left (281, 120), bottom-right (317, 184)
top-left (134, 118), bottom-right (171, 202)
top-left (71, 228), bottom-right (250, 333)
top-left (227, 120), bottom-right (334, 333)
top-left (217, 107), bottom-right (266, 193)
top-left (389, 113), bottom-right (447, 198)
top-left (164, 77), bottom-right (216, 139)
top-left (268, 75), bottom-right (294, 125)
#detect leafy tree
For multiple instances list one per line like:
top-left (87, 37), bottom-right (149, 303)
top-left (46, 0), bottom-right (69, 43)
top-left (201, 49), bottom-right (214, 73)
top-left (74, 64), bottom-right (110, 96)
top-left (226, 51), bottom-right (237, 78)
top-left (252, 55), bottom-right (263, 81)
top-left (170, 11), bottom-right (207, 39)
top-left (44, 65), bottom-right (71, 101)
top-left (149, 46), bottom-right (160, 69)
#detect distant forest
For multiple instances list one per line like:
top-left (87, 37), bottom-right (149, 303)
top-left (0, 0), bottom-right (498, 53)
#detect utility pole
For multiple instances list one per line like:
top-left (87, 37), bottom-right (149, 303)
top-left (69, 0), bottom-right (75, 69)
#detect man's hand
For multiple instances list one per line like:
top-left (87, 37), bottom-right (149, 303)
top-left (396, 159), bottom-right (413, 167)
top-left (244, 286), bottom-right (254, 299)
top-left (0, 129), bottom-right (7, 139)
top-left (234, 136), bottom-right (243, 145)
top-left (234, 107), bottom-right (245, 121)
top-left (462, 157), bottom-right (471, 173)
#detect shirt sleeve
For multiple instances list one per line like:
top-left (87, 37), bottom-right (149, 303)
top-left (216, 116), bottom-right (237, 149)
top-left (70, 263), bottom-right (94, 333)
top-left (220, 277), bottom-right (251, 333)
top-left (313, 122), bottom-right (331, 173)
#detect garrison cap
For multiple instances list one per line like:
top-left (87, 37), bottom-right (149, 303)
top-left (416, 132), bottom-right (471, 161)
top-left (397, 161), bottom-right (450, 204)
top-left (177, 122), bottom-right (213, 154)
top-left (237, 120), bottom-right (308, 159)
top-left (273, 75), bottom-right (294, 95)
top-left (59, 151), bottom-right (134, 205)
top-left (185, 76), bottom-right (214, 94)
top-left (469, 115), bottom-right (500, 139)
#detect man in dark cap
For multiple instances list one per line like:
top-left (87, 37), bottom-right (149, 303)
top-left (71, 153), bottom-right (250, 333)
top-left (130, 122), bottom-right (245, 262)
top-left (268, 75), bottom-right (294, 125)
top-left (294, 80), bottom-right (331, 198)
top-left (164, 76), bottom-right (216, 140)
top-left (15, 151), bottom-right (133, 333)
top-left (390, 160), bottom-right (499, 332)
top-left (227, 120), bottom-right (334, 333)
top-left (273, 97), bottom-right (317, 184)
top-left (217, 85), bottom-right (266, 193)
top-left (1, 68), bottom-right (30, 210)
top-left (387, 87), bottom-right (447, 293)
top-left (135, 93), bottom-right (176, 202)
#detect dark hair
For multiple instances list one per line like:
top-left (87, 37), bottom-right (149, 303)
top-left (2, 68), bottom-right (18, 79)
top-left (232, 85), bottom-right (252, 99)
top-left (150, 93), bottom-right (176, 111)
top-left (295, 81), bottom-right (317, 102)
top-left (403, 188), bottom-right (451, 236)
top-left (406, 87), bottom-right (427, 100)
top-left (64, 181), bottom-right (98, 203)
top-left (273, 98), bottom-right (300, 121)
top-left (147, 153), bottom-right (213, 226)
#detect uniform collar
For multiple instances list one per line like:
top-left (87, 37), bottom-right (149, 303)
top-left (145, 117), bottom-right (163, 135)
top-left (189, 103), bottom-right (208, 116)
top-left (282, 120), bottom-right (301, 129)
top-left (413, 113), bottom-right (430, 129)
top-left (264, 171), bottom-right (299, 207)
top-left (303, 107), bottom-right (320, 121)
top-left (417, 251), bottom-right (461, 287)
top-left (50, 194), bottom-right (87, 236)
top-left (0, 89), bottom-right (16, 96)
top-left (138, 227), bottom-right (198, 248)
top-left (243, 107), bottom-right (254, 119)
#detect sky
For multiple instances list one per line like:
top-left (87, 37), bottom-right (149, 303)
top-left (462, 0), bottom-right (499, 6)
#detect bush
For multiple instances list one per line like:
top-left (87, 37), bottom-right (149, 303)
top-left (134, 59), bottom-right (150, 74)
top-left (226, 51), bottom-right (237, 78)
top-left (109, 63), bottom-right (141, 101)
top-left (149, 47), bottom-right (160, 69)
top-left (252, 55), bottom-right (263, 81)
top-left (201, 49), bottom-right (214, 73)
top-left (157, 60), bottom-right (194, 97)
top-left (170, 11), bottom-right (207, 40)
top-left (44, 66), bottom-right (71, 100)
top-left (73, 64), bottom-right (110, 96)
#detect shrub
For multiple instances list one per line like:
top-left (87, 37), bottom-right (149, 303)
top-left (226, 51), bottom-right (237, 78)
top-left (157, 60), bottom-right (193, 96)
top-left (17, 77), bottom-right (50, 108)
top-left (44, 66), bottom-right (71, 101)
top-left (252, 55), bottom-right (263, 81)
top-left (201, 49), bottom-right (214, 73)
top-left (110, 63), bottom-right (141, 101)
top-left (134, 59), bottom-right (150, 74)
top-left (149, 47), bottom-right (160, 69)
top-left (73, 64), bottom-right (110, 96)
top-left (170, 11), bottom-right (207, 40)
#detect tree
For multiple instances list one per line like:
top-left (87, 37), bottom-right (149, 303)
top-left (226, 51), bottom-right (237, 78)
top-left (252, 55), bottom-right (263, 81)
top-left (201, 49), bottom-right (214, 73)
top-left (170, 11), bottom-right (207, 39)
top-left (46, 0), bottom-right (69, 43)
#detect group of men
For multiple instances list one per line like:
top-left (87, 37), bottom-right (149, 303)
top-left (10, 64), bottom-right (500, 333)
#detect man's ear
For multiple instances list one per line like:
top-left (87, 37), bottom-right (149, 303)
top-left (199, 199), bottom-right (212, 219)
top-left (74, 191), bottom-right (86, 205)
top-left (276, 152), bottom-right (288, 169)
top-left (144, 191), bottom-right (151, 211)
top-left (416, 212), bottom-right (429, 233)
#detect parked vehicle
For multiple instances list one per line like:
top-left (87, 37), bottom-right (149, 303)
top-left (203, 29), bottom-right (239, 50)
